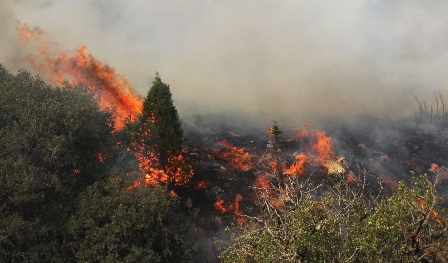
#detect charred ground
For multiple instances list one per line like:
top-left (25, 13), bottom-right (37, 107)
top-left (174, 117), bottom-right (448, 261)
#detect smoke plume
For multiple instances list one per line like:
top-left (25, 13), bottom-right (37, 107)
top-left (2, 0), bottom-right (448, 129)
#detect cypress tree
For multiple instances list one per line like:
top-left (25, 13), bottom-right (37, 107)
top-left (140, 72), bottom-right (183, 167)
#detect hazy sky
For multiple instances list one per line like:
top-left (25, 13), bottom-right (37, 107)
top-left (2, 0), bottom-right (448, 126)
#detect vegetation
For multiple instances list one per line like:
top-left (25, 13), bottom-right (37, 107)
top-left (0, 65), bottom-right (196, 262)
top-left (140, 73), bottom-right (184, 166)
top-left (1, 65), bottom-right (447, 262)
top-left (129, 72), bottom-right (193, 186)
top-left (219, 124), bottom-right (448, 263)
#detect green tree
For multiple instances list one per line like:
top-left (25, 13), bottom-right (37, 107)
top-left (0, 65), bottom-right (198, 262)
top-left (141, 73), bottom-right (183, 167)
top-left (136, 73), bottom-right (192, 186)
top-left (0, 65), bottom-right (115, 261)
top-left (67, 171), bottom-right (199, 263)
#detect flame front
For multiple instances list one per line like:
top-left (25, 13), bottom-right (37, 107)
top-left (283, 152), bottom-right (307, 175)
top-left (17, 22), bottom-right (143, 130)
top-left (218, 140), bottom-right (253, 170)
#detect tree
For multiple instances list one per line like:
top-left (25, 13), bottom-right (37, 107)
top-left (136, 73), bottom-right (192, 186)
top-left (0, 65), bottom-right (198, 262)
top-left (67, 172), bottom-right (199, 263)
top-left (141, 73), bottom-right (183, 167)
top-left (0, 65), bottom-right (115, 261)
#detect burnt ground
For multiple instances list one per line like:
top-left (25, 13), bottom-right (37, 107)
top-left (174, 118), bottom-right (448, 262)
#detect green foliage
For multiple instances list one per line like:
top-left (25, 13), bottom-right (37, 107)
top-left (0, 65), bottom-right (115, 261)
top-left (68, 173), bottom-right (198, 262)
top-left (220, 172), bottom-right (448, 263)
top-left (141, 73), bottom-right (184, 167)
top-left (0, 65), bottom-right (197, 262)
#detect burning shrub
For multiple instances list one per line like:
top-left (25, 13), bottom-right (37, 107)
top-left (133, 73), bottom-right (193, 186)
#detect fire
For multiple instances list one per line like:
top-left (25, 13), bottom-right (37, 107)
top-left (254, 172), bottom-right (271, 189)
top-left (214, 199), bottom-right (227, 212)
top-left (415, 196), bottom-right (444, 227)
top-left (312, 131), bottom-right (336, 165)
top-left (404, 159), bottom-right (418, 167)
top-left (283, 152), bottom-right (307, 175)
top-left (429, 163), bottom-right (439, 172)
top-left (214, 194), bottom-right (247, 223)
top-left (290, 124), bottom-right (311, 140)
top-left (288, 126), bottom-right (345, 175)
top-left (96, 152), bottom-right (105, 162)
top-left (195, 181), bottom-right (209, 189)
top-left (17, 22), bottom-right (143, 130)
top-left (218, 140), bottom-right (253, 170)
top-left (16, 22), bottom-right (193, 188)
top-left (129, 128), bottom-right (193, 188)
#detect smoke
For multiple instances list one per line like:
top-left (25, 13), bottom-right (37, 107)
top-left (2, 0), bottom-right (448, 129)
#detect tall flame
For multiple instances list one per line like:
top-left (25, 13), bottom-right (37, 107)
top-left (283, 152), bottom-right (307, 175)
top-left (17, 22), bottom-right (193, 187)
top-left (17, 22), bottom-right (143, 130)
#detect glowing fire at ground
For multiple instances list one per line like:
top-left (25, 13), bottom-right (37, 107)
top-left (214, 194), bottom-right (247, 223)
top-left (215, 126), bottom-right (346, 213)
top-left (17, 22), bottom-right (143, 130)
top-left (218, 140), bottom-right (253, 170)
top-left (129, 137), bottom-right (193, 188)
top-left (283, 152), bottom-right (307, 175)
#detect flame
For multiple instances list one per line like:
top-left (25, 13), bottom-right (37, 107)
top-left (16, 22), bottom-right (193, 188)
top-left (312, 131), bottom-right (336, 164)
top-left (214, 199), bottom-right (227, 212)
top-left (254, 172), bottom-right (271, 189)
top-left (290, 124), bottom-right (311, 140)
top-left (415, 196), bottom-right (444, 227)
top-left (429, 163), bottom-right (439, 172)
top-left (129, 129), bottom-right (193, 188)
top-left (404, 159), bottom-right (418, 167)
top-left (195, 181), bottom-right (209, 189)
top-left (218, 140), bottom-right (253, 170)
top-left (345, 171), bottom-right (358, 184)
top-left (96, 152), bottom-right (105, 162)
top-left (381, 174), bottom-right (398, 192)
top-left (288, 126), bottom-right (344, 174)
top-left (214, 194), bottom-right (247, 223)
top-left (283, 152), bottom-right (307, 175)
top-left (17, 22), bottom-right (143, 130)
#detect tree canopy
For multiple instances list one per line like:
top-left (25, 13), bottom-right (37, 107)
top-left (141, 73), bottom-right (183, 166)
top-left (0, 65), bottom-right (196, 262)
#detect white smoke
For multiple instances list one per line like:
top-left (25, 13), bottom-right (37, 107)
top-left (2, 0), bottom-right (448, 127)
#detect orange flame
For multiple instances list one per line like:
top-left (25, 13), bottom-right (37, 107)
top-left (214, 194), bottom-right (247, 223)
top-left (429, 163), bottom-right (439, 172)
top-left (218, 140), bottom-right (253, 170)
top-left (129, 129), bottom-right (193, 188)
top-left (214, 199), bottom-right (227, 212)
top-left (283, 152), bottom-right (307, 175)
top-left (96, 152), bottom-right (105, 162)
top-left (195, 181), bottom-right (209, 189)
top-left (415, 196), bottom-right (444, 227)
top-left (17, 22), bottom-right (143, 130)
top-left (312, 131), bottom-right (336, 165)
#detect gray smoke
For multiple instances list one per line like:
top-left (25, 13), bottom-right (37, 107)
top-left (2, 0), bottom-right (448, 128)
